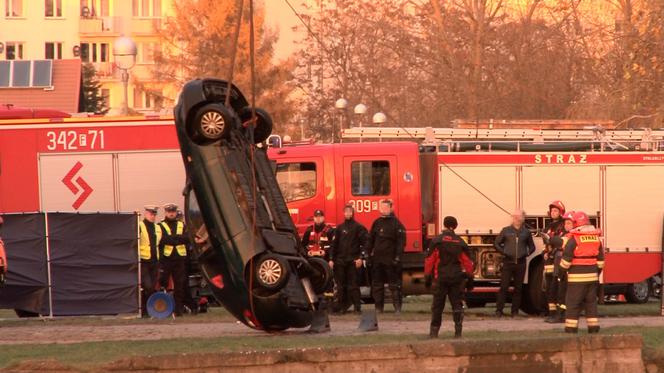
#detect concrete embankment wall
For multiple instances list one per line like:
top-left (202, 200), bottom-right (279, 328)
top-left (6, 334), bottom-right (645, 373)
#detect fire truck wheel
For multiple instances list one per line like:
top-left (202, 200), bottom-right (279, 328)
top-left (239, 107), bottom-right (273, 144)
top-left (307, 257), bottom-right (333, 294)
top-left (190, 103), bottom-right (233, 144)
top-left (521, 259), bottom-right (546, 315)
top-left (254, 254), bottom-right (290, 291)
top-left (626, 279), bottom-right (651, 304)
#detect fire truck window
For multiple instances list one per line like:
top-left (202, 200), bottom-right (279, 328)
top-left (351, 161), bottom-right (390, 196)
top-left (276, 162), bottom-right (317, 202)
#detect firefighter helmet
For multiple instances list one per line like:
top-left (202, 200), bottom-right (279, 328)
top-left (548, 200), bottom-right (566, 215)
top-left (563, 211), bottom-right (575, 221)
top-left (572, 211), bottom-right (590, 227)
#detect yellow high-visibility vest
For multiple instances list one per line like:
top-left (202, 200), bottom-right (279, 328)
top-left (139, 221), bottom-right (162, 260)
top-left (161, 221), bottom-right (187, 257)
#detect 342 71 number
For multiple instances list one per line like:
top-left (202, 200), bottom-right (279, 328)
top-left (46, 130), bottom-right (105, 151)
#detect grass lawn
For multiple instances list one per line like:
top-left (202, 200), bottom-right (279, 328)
top-left (1, 326), bottom-right (663, 369)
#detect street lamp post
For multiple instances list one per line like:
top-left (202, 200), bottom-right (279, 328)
top-left (113, 36), bottom-right (137, 115)
top-left (334, 98), bottom-right (348, 143)
top-left (372, 112), bottom-right (387, 142)
top-left (353, 103), bottom-right (367, 143)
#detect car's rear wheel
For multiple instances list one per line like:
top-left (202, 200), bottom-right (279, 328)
top-left (239, 107), bottom-right (273, 143)
top-left (254, 254), bottom-right (289, 291)
top-left (189, 103), bottom-right (233, 144)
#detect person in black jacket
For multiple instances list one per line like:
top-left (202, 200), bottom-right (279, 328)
top-left (329, 204), bottom-right (368, 313)
top-left (494, 210), bottom-right (536, 317)
top-left (427, 216), bottom-right (473, 338)
top-left (367, 200), bottom-right (406, 313)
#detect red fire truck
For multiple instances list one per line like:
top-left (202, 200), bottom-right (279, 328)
top-left (1, 116), bottom-right (662, 313)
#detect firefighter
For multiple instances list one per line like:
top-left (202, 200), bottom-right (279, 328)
top-left (159, 203), bottom-right (190, 317)
top-left (0, 216), bottom-right (7, 284)
top-left (301, 209), bottom-right (334, 259)
top-left (494, 210), bottom-right (536, 318)
top-left (425, 216), bottom-right (474, 338)
top-left (545, 211), bottom-right (575, 323)
top-left (329, 204), bottom-right (368, 314)
top-left (139, 205), bottom-right (162, 317)
top-left (560, 211), bottom-right (604, 334)
top-left (367, 199), bottom-right (406, 314)
top-left (543, 200), bottom-right (566, 322)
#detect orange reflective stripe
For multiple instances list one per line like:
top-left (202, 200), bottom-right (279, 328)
top-left (571, 258), bottom-right (597, 265)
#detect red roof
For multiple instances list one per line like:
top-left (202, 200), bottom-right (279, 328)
top-left (0, 59), bottom-right (81, 113)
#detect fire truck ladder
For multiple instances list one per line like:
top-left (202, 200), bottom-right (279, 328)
top-left (341, 126), bottom-right (664, 151)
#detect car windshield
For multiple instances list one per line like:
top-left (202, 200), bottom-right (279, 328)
top-left (276, 162), bottom-right (316, 202)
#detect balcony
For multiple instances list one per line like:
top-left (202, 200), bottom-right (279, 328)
top-left (79, 16), bottom-right (122, 35)
top-left (130, 18), bottom-right (162, 35)
top-left (91, 62), bottom-right (116, 80)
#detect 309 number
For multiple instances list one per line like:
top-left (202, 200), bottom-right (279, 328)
top-left (348, 199), bottom-right (377, 213)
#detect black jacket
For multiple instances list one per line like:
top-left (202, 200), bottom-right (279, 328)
top-left (494, 225), bottom-right (535, 261)
top-left (429, 229), bottom-right (472, 282)
top-left (544, 218), bottom-right (565, 238)
top-left (301, 223), bottom-right (334, 252)
top-left (329, 218), bottom-right (368, 263)
top-left (367, 214), bottom-right (406, 265)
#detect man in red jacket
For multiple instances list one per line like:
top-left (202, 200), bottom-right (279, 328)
top-left (425, 216), bottom-right (474, 338)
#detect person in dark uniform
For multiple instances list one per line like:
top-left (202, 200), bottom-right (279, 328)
top-left (546, 211), bottom-right (575, 323)
top-left (367, 199), bottom-right (406, 314)
top-left (543, 200), bottom-right (566, 322)
top-left (139, 206), bottom-right (161, 317)
top-left (425, 216), bottom-right (473, 338)
top-left (159, 203), bottom-right (190, 317)
top-left (329, 204), bottom-right (368, 314)
top-left (494, 210), bottom-right (536, 318)
top-left (301, 209), bottom-right (334, 259)
top-left (560, 211), bottom-right (604, 333)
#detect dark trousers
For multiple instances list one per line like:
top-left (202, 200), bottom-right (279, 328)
top-left (140, 260), bottom-right (159, 315)
top-left (431, 278), bottom-right (464, 328)
top-left (496, 259), bottom-right (526, 314)
top-left (371, 262), bottom-right (400, 310)
top-left (565, 281), bottom-right (599, 333)
top-left (160, 258), bottom-right (187, 315)
top-left (333, 261), bottom-right (361, 312)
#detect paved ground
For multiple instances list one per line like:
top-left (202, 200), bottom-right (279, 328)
top-left (1, 315), bottom-right (663, 345)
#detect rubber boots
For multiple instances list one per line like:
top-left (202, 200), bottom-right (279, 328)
top-left (453, 311), bottom-right (463, 338)
top-left (392, 289), bottom-right (402, 315)
top-left (545, 310), bottom-right (558, 323)
top-left (429, 325), bottom-right (440, 339)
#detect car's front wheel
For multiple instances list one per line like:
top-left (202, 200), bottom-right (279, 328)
top-left (254, 254), bottom-right (290, 291)
top-left (189, 103), bottom-right (233, 144)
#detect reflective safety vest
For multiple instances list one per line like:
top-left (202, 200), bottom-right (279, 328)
top-left (307, 225), bottom-right (331, 257)
top-left (139, 221), bottom-right (162, 261)
top-left (161, 221), bottom-right (187, 257)
top-left (570, 231), bottom-right (601, 266)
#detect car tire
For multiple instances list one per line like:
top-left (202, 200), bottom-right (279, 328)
top-left (521, 258), bottom-right (546, 315)
top-left (239, 107), bottom-right (273, 143)
top-left (254, 254), bottom-right (290, 291)
top-left (189, 103), bottom-right (233, 144)
top-left (626, 279), bottom-right (651, 304)
top-left (307, 257), bottom-right (333, 294)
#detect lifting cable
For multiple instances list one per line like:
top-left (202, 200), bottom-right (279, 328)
top-left (283, 0), bottom-right (513, 218)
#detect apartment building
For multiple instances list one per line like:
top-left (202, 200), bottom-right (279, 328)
top-left (0, 0), bottom-right (175, 113)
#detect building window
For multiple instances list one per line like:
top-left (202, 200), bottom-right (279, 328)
top-left (5, 0), bottom-right (22, 17)
top-left (137, 42), bottom-right (157, 64)
top-left (276, 162), bottom-right (317, 202)
top-left (45, 42), bottom-right (63, 59)
top-left (101, 88), bottom-right (110, 108)
top-left (132, 0), bottom-right (161, 17)
top-left (80, 0), bottom-right (109, 17)
top-left (351, 161), bottom-right (391, 196)
top-left (5, 42), bottom-right (24, 60)
top-left (45, 0), bottom-right (62, 17)
top-left (80, 42), bottom-right (109, 62)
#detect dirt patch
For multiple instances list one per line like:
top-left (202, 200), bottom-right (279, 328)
top-left (0, 316), bottom-right (663, 345)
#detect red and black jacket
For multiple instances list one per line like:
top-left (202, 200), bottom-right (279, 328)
top-left (560, 226), bottom-right (605, 283)
top-left (424, 230), bottom-right (474, 281)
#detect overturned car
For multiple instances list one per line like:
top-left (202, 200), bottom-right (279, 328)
top-left (174, 79), bottom-right (332, 331)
